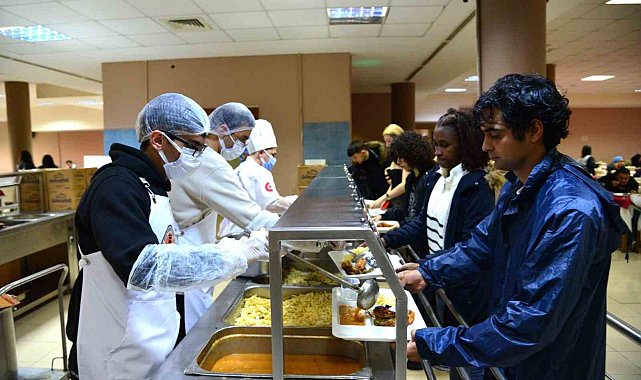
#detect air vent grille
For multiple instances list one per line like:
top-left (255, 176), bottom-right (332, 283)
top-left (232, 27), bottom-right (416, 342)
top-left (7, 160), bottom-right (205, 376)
top-left (161, 17), bottom-right (212, 32)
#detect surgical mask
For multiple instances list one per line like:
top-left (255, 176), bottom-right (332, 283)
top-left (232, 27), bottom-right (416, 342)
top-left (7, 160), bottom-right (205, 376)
top-left (219, 134), bottom-right (246, 161)
top-left (260, 151), bottom-right (277, 171)
top-left (157, 132), bottom-right (203, 180)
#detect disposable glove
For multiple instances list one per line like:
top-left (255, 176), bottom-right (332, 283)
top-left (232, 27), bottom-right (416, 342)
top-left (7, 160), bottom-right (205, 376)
top-left (240, 229), bottom-right (269, 263)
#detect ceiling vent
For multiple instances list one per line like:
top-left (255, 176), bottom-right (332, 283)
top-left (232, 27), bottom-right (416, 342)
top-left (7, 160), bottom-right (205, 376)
top-left (161, 17), bottom-right (212, 32)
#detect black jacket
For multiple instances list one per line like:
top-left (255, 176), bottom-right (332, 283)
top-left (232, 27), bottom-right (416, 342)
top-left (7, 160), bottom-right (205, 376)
top-left (349, 147), bottom-right (387, 200)
top-left (384, 168), bottom-right (495, 324)
top-left (382, 170), bottom-right (428, 225)
top-left (66, 143), bottom-right (170, 375)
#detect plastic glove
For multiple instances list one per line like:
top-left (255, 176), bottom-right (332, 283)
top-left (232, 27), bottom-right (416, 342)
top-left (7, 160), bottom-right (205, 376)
top-left (240, 229), bottom-right (269, 263)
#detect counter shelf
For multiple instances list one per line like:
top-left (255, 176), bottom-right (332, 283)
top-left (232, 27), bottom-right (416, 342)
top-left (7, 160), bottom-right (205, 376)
top-left (268, 165), bottom-right (409, 380)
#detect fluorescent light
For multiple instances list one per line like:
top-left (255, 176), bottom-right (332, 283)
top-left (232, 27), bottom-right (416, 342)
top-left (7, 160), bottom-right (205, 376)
top-left (0, 25), bottom-right (71, 43)
top-left (464, 75), bottom-right (479, 82)
top-left (78, 100), bottom-right (103, 106)
top-left (580, 75), bottom-right (615, 81)
top-left (444, 88), bottom-right (467, 93)
top-left (606, 0), bottom-right (641, 4)
top-left (327, 7), bottom-right (388, 25)
top-left (635, 89), bottom-right (641, 93)
top-left (37, 102), bottom-right (55, 106)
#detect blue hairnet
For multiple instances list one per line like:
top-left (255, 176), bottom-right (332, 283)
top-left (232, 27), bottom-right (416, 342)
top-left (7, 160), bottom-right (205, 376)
top-left (209, 102), bottom-right (255, 136)
top-left (136, 93), bottom-right (210, 142)
top-left (613, 156), bottom-right (623, 163)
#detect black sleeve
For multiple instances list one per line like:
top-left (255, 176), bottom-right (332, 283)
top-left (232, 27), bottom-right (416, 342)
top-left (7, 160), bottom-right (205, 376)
top-left (89, 175), bottom-right (159, 285)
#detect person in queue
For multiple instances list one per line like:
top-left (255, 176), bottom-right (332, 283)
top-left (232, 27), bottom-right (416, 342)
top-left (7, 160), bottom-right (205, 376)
top-left (39, 154), bottom-right (59, 168)
top-left (377, 131), bottom-right (434, 229)
top-left (369, 124), bottom-right (409, 210)
top-left (347, 140), bottom-right (388, 200)
top-left (600, 167), bottom-right (639, 193)
top-left (219, 119), bottom-right (297, 236)
top-left (382, 109), bottom-right (495, 379)
top-left (577, 144), bottom-right (597, 176)
top-left (169, 103), bottom-right (279, 332)
top-left (607, 155), bottom-right (625, 171)
top-left (396, 74), bottom-right (626, 380)
top-left (65, 94), bottom-right (269, 380)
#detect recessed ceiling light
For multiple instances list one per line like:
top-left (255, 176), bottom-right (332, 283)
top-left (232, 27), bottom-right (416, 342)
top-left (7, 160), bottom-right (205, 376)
top-left (464, 75), bottom-right (479, 82)
top-left (605, 0), bottom-right (641, 4)
top-left (580, 75), bottom-right (615, 81)
top-left (37, 102), bottom-right (55, 107)
top-left (0, 25), bottom-right (71, 43)
top-left (78, 100), bottom-right (103, 106)
top-left (444, 88), bottom-right (467, 93)
top-left (327, 7), bottom-right (388, 25)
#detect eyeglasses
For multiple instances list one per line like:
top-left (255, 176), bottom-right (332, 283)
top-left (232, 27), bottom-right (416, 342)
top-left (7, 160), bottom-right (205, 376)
top-left (165, 131), bottom-right (207, 157)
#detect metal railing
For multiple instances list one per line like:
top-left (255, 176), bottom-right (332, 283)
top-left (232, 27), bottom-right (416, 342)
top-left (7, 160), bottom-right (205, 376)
top-left (0, 263), bottom-right (69, 371)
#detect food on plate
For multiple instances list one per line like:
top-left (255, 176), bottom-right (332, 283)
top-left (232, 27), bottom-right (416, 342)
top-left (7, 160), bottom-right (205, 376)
top-left (234, 292), bottom-right (331, 327)
top-left (376, 221), bottom-right (396, 228)
top-left (372, 305), bottom-right (415, 327)
top-left (283, 267), bottom-right (338, 286)
top-left (338, 305), bottom-right (366, 326)
top-left (340, 248), bottom-right (377, 275)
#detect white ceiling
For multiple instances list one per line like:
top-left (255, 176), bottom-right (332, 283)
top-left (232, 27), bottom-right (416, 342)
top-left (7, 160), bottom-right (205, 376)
top-left (0, 0), bottom-right (639, 106)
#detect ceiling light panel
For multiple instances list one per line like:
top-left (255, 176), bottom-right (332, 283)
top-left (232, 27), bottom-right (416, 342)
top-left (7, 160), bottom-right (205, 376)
top-left (444, 88), bottom-right (467, 93)
top-left (0, 25), bottom-right (71, 43)
top-left (193, 0), bottom-right (262, 13)
top-left (277, 26), bottom-right (329, 39)
top-left (606, 0), bottom-right (641, 4)
top-left (126, 0), bottom-right (203, 17)
top-left (385, 6), bottom-right (443, 24)
top-left (327, 7), bottom-right (388, 25)
top-left (4, 2), bottom-right (88, 24)
top-left (269, 9), bottom-right (327, 27)
top-left (580, 75), bottom-right (615, 81)
top-left (261, 0), bottom-right (325, 10)
top-left (61, 0), bottom-right (145, 20)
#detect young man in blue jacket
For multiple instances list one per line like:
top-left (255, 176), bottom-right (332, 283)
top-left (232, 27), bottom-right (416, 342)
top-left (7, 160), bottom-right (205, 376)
top-left (397, 74), bottom-right (627, 380)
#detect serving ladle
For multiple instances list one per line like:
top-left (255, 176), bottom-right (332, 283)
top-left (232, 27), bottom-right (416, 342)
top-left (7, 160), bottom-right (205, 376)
top-left (284, 250), bottom-right (380, 310)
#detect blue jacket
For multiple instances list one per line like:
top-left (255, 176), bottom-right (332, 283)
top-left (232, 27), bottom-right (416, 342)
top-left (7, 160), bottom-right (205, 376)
top-left (384, 168), bottom-right (495, 324)
top-left (414, 150), bottom-right (627, 380)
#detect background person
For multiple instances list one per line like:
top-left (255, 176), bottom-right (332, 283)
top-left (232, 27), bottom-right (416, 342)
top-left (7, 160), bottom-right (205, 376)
top-left (600, 167), bottom-right (639, 193)
top-left (38, 154), bottom-right (58, 168)
top-left (169, 103), bottom-right (279, 332)
top-left (369, 124), bottom-right (409, 210)
top-left (65, 159), bottom-right (77, 169)
top-left (577, 144), bottom-right (597, 175)
top-left (347, 140), bottom-right (388, 200)
top-left (66, 94), bottom-right (268, 380)
top-left (219, 119), bottom-right (296, 236)
top-left (607, 155), bottom-right (625, 171)
top-left (16, 150), bottom-right (36, 170)
top-left (397, 74), bottom-right (626, 380)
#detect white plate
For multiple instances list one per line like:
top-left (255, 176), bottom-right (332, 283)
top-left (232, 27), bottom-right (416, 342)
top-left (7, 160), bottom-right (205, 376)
top-left (375, 220), bottom-right (400, 233)
top-left (331, 288), bottom-right (427, 342)
top-left (328, 250), bottom-right (403, 279)
top-left (368, 208), bottom-right (386, 217)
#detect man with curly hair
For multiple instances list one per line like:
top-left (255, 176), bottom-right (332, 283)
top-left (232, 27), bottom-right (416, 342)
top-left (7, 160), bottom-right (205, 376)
top-left (397, 74), bottom-right (626, 380)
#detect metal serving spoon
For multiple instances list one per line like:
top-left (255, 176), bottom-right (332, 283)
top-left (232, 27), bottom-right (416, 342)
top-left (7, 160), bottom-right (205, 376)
top-left (285, 250), bottom-right (380, 310)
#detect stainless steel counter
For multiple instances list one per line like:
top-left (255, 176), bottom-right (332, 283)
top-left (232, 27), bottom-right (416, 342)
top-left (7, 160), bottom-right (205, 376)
top-left (151, 278), bottom-right (395, 380)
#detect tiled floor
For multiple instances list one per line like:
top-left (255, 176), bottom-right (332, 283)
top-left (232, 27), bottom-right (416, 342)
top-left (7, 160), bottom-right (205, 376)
top-left (12, 252), bottom-right (641, 379)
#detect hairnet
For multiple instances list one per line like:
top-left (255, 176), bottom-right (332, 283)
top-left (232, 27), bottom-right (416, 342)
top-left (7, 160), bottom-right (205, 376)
top-left (136, 93), bottom-right (210, 143)
top-left (383, 124), bottom-right (404, 137)
top-left (209, 102), bottom-right (255, 136)
top-left (613, 156), bottom-right (623, 163)
top-left (247, 119), bottom-right (277, 154)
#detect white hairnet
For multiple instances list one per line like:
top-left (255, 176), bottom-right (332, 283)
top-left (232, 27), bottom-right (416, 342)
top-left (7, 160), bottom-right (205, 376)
top-left (209, 102), bottom-right (255, 136)
top-left (247, 119), bottom-right (277, 154)
top-left (127, 243), bottom-right (247, 292)
top-left (136, 93), bottom-right (210, 143)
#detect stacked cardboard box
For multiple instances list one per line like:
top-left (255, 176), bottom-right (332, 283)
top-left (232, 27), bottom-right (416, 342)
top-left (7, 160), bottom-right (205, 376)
top-left (44, 168), bottom-right (94, 211)
top-left (19, 171), bottom-right (45, 212)
top-left (297, 165), bottom-right (324, 194)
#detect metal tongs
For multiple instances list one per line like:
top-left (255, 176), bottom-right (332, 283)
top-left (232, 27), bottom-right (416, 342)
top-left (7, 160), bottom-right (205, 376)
top-left (283, 249), bottom-right (380, 310)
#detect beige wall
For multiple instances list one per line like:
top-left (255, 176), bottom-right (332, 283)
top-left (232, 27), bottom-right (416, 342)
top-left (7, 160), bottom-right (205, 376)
top-left (0, 122), bottom-right (11, 172)
top-left (559, 108), bottom-right (641, 163)
top-left (32, 131), bottom-right (104, 169)
top-left (31, 105), bottom-right (103, 132)
top-left (352, 93), bottom-right (392, 142)
top-left (103, 53), bottom-right (351, 194)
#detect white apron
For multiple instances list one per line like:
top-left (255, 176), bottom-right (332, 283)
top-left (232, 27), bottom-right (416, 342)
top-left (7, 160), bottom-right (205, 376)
top-left (76, 178), bottom-right (180, 380)
top-left (180, 211), bottom-right (218, 332)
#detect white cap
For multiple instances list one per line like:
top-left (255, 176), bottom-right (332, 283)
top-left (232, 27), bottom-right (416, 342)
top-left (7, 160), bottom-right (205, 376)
top-left (247, 119), bottom-right (277, 154)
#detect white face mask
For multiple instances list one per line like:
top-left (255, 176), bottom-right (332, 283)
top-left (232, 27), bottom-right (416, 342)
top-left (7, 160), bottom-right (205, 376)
top-left (157, 132), bottom-right (203, 180)
top-left (219, 134), bottom-right (246, 161)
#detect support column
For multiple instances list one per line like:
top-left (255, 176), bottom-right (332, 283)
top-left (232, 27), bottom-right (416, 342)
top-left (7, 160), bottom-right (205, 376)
top-left (477, 0), bottom-right (546, 92)
top-left (546, 63), bottom-right (556, 82)
top-left (5, 82), bottom-right (32, 169)
top-left (391, 82), bottom-right (415, 131)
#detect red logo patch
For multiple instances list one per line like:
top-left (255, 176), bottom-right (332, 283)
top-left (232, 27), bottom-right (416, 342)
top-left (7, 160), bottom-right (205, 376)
top-left (265, 182), bottom-right (273, 192)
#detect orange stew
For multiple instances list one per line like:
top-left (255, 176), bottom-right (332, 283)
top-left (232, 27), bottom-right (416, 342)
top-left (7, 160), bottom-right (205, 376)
top-left (211, 353), bottom-right (361, 375)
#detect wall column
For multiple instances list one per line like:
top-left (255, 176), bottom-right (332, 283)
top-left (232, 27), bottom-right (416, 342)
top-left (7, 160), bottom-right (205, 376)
top-left (391, 82), bottom-right (415, 130)
top-left (5, 82), bottom-right (32, 169)
top-left (546, 63), bottom-right (556, 82)
top-left (477, 0), bottom-right (546, 92)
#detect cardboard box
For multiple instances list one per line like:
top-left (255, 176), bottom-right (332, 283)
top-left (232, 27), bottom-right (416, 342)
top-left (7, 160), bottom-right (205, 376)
top-left (19, 171), bottom-right (45, 212)
top-left (83, 167), bottom-right (98, 185)
top-left (44, 169), bottom-right (89, 211)
top-left (297, 165), bottom-right (325, 187)
top-left (47, 190), bottom-right (78, 211)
